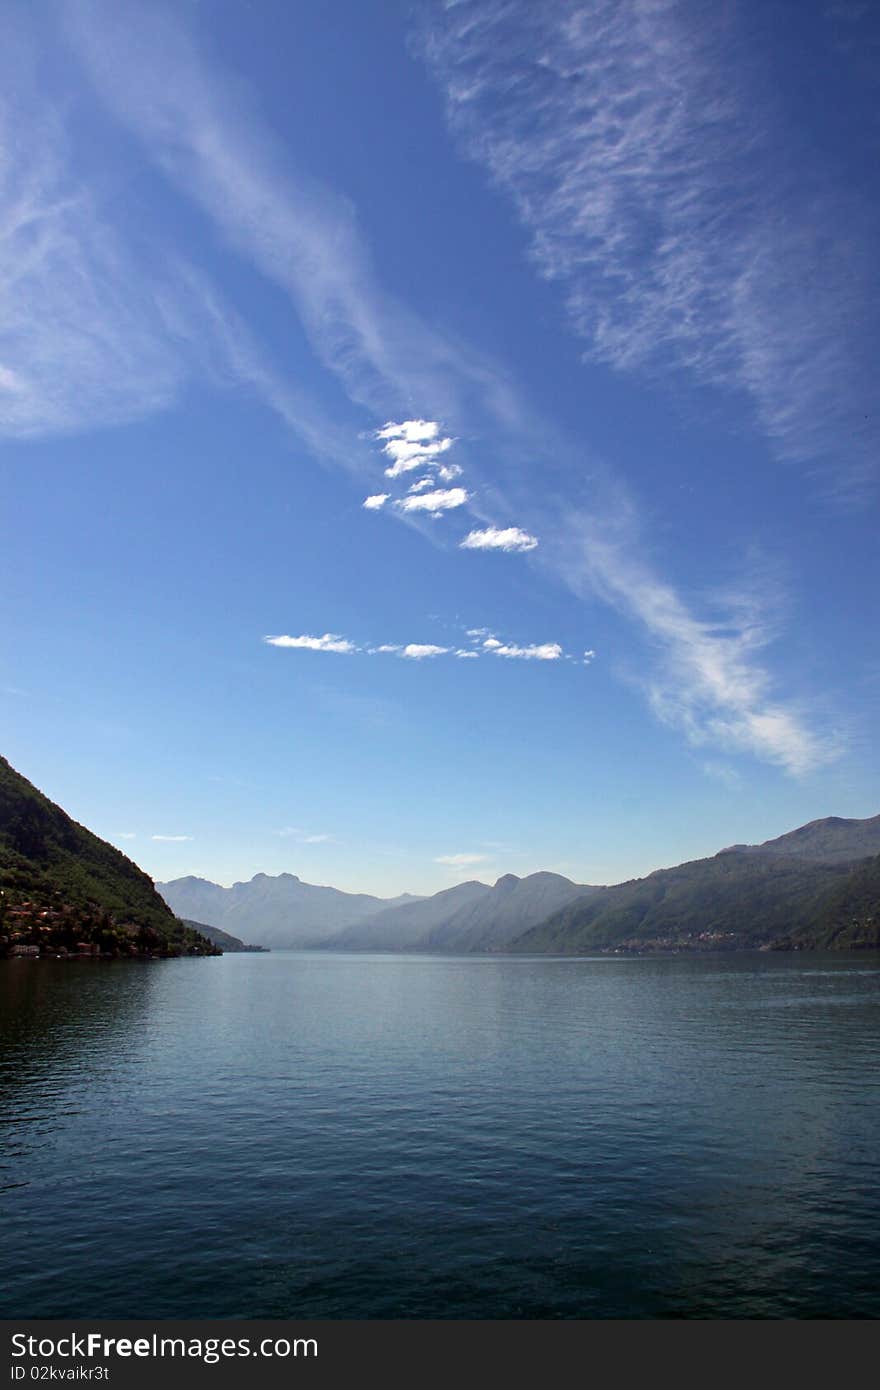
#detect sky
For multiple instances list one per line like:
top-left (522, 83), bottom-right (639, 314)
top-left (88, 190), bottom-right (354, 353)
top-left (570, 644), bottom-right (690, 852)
top-left (2, 0), bottom-right (878, 897)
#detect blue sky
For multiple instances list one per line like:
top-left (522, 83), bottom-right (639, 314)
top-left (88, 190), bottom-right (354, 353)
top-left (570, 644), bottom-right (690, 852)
top-left (2, 0), bottom-right (878, 896)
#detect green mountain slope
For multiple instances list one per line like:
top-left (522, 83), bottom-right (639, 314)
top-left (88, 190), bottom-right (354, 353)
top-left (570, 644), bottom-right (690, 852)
top-left (509, 852), bottom-right (854, 954)
top-left (786, 855), bottom-right (880, 949)
top-left (0, 755), bottom-right (217, 957)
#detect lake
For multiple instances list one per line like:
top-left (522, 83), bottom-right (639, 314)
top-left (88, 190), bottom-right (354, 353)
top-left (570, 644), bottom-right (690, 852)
top-left (1, 951), bottom-right (878, 1318)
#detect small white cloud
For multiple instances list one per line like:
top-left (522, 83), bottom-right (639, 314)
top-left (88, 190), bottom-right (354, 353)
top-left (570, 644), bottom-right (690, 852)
top-left (377, 420), bottom-right (456, 477)
top-left (401, 644), bottom-right (449, 659)
top-left (302, 833), bottom-right (333, 844)
top-left (265, 633), bottom-right (357, 653)
top-left (482, 637), bottom-right (503, 649)
top-left (396, 487), bottom-right (469, 514)
top-left (377, 419), bottom-right (440, 443)
top-left (371, 643), bottom-right (402, 654)
top-left (583, 650), bottom-right (596, 664)
top-left (492, 642), bottom-right (563, 660)
top-left (467, 627), bottom-right (490, 638)
top-left (363, 493), bottom-right (389, 510)
top-left (407, 477), bottom-right (434, 493)
top-left (118, 833), bottom-right (137, 840)
top-left (460, 526), bottom-right (538, 553)
top-left (435, 852), bottom-right (488, 866)
top-left (151, 834), bottom-right (193, 842)
top-left (455, 649), bottom-right (480, 658)
top-left (437, 462), bottom-right (463, 481)
top-left (382, 439), bottom-right (454, 477)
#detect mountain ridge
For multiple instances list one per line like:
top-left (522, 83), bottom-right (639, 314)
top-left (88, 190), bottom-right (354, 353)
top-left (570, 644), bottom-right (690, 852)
top-left (509, 813), bottom-right (880, 954)
top-left (158, 872), bottom-right (423, 949)
top-left (0, 756), bottom-right (217, 958)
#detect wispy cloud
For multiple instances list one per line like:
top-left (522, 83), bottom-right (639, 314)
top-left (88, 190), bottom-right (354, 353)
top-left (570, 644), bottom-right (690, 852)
top-left (460, 525), bottom-right (538, 553)
top-left (151, 834), bottom-right (193, 842)
top-left (65, 8), bottom-right (522, 430)
top-left (118, 832), bottom-right (137, 840)
top-left (362, 493), bottom-right (390, 510)
top-left (0, 66), bottom-right (186, 437)
top-left (279, 827), bottom-right (335, 844)
top-left (701, 761), bottom-right (744, 791)
top-left (419, 0), bottom-right (879, 494)
top-left (264, 634), bottom-right (357, 653)
top-left (435, 853), bottom-right (487, 866)
top-left (556, 507), bottom-right (837, 774)
top-left (0, 25), bottom-right (373, 473)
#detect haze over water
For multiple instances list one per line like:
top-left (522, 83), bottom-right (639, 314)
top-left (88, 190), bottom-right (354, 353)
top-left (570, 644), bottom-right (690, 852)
top-left (2, 952), bottom-right (879, 1319)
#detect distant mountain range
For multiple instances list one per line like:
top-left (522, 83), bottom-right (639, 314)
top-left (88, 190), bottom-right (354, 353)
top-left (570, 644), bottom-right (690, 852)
top-left (158, 869), bottom-right (596, 951)
top-left (157, 872), bottom-right (422, 949)
top-left (324, 872), bottom-right (596, 952)
top-left (159, 814), bottom-right (880, 955)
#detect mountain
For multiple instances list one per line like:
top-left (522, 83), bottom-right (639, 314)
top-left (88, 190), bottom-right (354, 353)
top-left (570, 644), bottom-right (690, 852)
top-left (325, 872), bottom-right (599, 951)
top-left (785, 855), bottom-right (880, 950)
top-left (424, 872), bottom-right (600, 951)
top-left (181, 919), bottom-right (270, 953)
top-left (721, 815), bottom-right (880, 865)
top-left (325, 880), bottom-right (492, 950)
top-left (0, 755), bottom-right (217, 957)
top-left (158, 872), bottom-right (422, 948)
top-left (509, 852), bottom-right (855, 954)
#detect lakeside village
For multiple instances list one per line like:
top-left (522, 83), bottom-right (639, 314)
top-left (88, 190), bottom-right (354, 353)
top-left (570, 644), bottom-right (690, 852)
top-left (0, 892), bottom-right (220, 960)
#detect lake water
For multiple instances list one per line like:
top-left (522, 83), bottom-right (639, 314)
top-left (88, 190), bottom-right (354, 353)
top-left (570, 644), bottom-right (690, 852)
top-left (1, 951), bottom-right (879, 1319)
